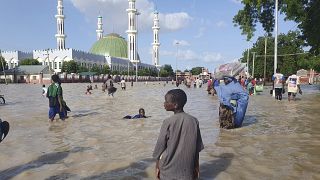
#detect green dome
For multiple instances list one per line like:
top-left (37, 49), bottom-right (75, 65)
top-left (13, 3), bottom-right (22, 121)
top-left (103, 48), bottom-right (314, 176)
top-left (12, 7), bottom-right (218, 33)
top-left (90, 33), bottom-right (128, 58)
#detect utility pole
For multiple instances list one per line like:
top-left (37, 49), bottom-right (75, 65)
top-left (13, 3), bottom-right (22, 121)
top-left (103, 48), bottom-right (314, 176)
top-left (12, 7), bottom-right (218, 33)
top-left (274, 0), bottom-right (278, 74)
top-left (264, 36), bottom-right (267, 85)
top-left (252, 52), bottom-right (256, 78)
top-left (246, 45), bottom-right (250, 75)
top-left (175, 42), bottom-right (179, 82)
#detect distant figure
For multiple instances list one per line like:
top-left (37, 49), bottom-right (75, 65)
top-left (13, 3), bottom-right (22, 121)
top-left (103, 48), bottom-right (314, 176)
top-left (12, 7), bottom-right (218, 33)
top-left (102, 81), bottom-right (106, 92)
top-left (131, 79), bottom-right (134, 87)
top-left (42, 84), bottom-right (47, 97)
top-left (106, 75), bottom-right (117, 96)
top-left (153, 89), bottom-right (204, 179)
top-left (120, 78), bottom-right (126, 90)
top-left (46, 75), bottom-right (65, 121)
top-left (207, 79), bottom-right (212, 94)
top-left (0, 118), bottom-right (9, 143)
top-left (286, 74), bottom-right (301, 101)
top-left (85, 85), bottom-right (92, 95)
top-left (94, 84), bottom-right (98, 89)
top-left (272, 68), bottom-right (285, 101)
top-left (123, 108), bottom-right (147, 119)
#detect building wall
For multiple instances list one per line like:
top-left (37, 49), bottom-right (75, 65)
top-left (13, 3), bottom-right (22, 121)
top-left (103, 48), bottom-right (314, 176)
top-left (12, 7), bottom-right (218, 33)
top-left (1, 50), bottom-right (33, 69)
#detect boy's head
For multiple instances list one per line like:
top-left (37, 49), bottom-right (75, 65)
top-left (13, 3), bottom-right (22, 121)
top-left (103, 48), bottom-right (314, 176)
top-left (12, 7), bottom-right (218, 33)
top-left (139, 108), bottom-right (145, 116)
top-left (164, 89), bottom-right (187, 111)
top-left (42, 84), bottom-right (45, 88)
top-left (51, 75), bottom-right (60, 83)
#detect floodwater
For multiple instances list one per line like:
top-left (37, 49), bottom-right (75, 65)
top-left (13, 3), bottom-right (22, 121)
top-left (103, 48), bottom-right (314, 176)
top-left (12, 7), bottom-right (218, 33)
top-left (0, 82), bottom-right (319, 180)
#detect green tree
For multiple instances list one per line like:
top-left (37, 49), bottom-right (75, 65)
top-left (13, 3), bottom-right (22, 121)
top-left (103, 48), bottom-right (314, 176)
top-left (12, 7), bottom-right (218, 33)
top-left (77, 66), bottom-right (88, 73)
top-left (162, 64), bottom-right (174, 76)
top-left (191, 67), bottom-right (203, 75)
top-left (233, 0), bottom-right (320, 54)
top-left (159, 69), bottom-right (169, 77)
top-left (90, 66), bottom-right (101, 74)
top-left (240, 31), bottom-right (309, 78)
top-left (101, 65), bottom-right (110, 74)
top-left (0, 56), bottom-right (7, 71)
top-left (19, 59), bottom-right (40, 65)
top-left (62, 60), bottom-right (78, 73)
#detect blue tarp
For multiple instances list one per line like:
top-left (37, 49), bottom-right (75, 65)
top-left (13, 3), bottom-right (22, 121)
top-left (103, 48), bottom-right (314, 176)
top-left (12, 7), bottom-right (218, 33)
top-left (214, 78), bottom-right (249, 128)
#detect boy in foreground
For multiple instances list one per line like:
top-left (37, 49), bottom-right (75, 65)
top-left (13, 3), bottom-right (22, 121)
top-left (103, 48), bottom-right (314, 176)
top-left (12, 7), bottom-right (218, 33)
top-left (153, 89), bottom-right (204, 180)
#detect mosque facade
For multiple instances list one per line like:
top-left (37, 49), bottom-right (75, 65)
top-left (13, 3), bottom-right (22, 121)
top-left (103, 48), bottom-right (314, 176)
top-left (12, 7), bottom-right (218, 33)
top-left (1, 0), bottom-right (160, 74)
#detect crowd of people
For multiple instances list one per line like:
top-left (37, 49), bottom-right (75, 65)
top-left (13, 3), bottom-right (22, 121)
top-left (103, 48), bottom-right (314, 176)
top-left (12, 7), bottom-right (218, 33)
top-left (1, 69), bottom-right (307, 179)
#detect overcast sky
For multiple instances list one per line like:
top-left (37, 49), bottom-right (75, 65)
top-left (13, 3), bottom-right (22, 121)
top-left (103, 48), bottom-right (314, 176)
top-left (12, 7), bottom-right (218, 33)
top-left (0, 0), bottom-right (297, 72)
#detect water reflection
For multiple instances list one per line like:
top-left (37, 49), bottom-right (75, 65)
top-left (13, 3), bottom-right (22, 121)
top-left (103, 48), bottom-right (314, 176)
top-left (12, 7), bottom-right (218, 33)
top-left (0, 83), bottom-right (319, 179)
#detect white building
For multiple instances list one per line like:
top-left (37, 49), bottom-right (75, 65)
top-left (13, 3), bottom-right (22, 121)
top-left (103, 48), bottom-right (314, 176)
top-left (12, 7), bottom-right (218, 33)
top-left (1, 0), bottom-right (159, 74)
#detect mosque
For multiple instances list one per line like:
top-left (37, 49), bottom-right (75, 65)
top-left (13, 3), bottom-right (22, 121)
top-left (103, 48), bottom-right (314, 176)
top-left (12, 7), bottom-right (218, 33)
top-left (1, 0), bottom-right (161, 74)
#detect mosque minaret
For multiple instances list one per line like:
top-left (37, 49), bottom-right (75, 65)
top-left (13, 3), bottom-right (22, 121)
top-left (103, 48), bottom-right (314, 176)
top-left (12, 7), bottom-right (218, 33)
top-left (55, 0), bottom-right (66, 50)
top-left (96, 15), bottom-right (104, 40)
top-left (126, 0), bottom-right (139, 63)
top-left (152, 11), bottom-right (160, 67)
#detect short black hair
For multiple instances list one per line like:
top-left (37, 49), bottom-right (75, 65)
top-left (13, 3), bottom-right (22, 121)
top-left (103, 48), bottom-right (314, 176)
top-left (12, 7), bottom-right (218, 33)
top-left (51, 75), bottom-right (60, 83)
top-left (166, 89), bottom-right (187, 109)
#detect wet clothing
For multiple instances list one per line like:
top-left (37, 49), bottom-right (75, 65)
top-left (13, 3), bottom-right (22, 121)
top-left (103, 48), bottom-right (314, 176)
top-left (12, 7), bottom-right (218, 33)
top-left (123, 114), bottom-right (146, 119)
top-left (47, 83), bottom-right (65, 119)
top-left (214, 78), bottom-right (249, 128)
top-left (153, 112), bottom-right (204, 180)
top-left (286, 75), bottom-right (300, 93)
top-left (272, 73), bottom-right (285, 88)
top-left (219, 103), bottom-right (235, 129)
top-left (106, 79), bottom-right (117, 95)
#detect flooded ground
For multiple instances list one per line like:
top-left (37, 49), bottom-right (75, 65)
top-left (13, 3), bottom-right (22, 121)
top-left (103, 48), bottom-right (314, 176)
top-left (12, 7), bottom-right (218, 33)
top-left (0, 82), bottom-right (319, 180)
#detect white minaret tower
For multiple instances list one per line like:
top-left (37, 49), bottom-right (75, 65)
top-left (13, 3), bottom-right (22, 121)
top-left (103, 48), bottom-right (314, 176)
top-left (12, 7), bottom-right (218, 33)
top-left (55, 0), bottom-right (66, 50)
top-left (96, 15), bottom-right (104, 40)
top-left (152, 11), bottom-right (160, 67)
top-left (126, 0), bottom-right (139, 63)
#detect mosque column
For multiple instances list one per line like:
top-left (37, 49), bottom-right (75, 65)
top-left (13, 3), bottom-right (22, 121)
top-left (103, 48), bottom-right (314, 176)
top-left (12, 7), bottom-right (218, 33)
top-left (96, 16), bottom-right (104, 40)
top-left (152, 11), bottom-right (160, 67)
top-left (55, 0), bottom-right (66, 50)
top-left (126, 0), bottom-right (138, 63)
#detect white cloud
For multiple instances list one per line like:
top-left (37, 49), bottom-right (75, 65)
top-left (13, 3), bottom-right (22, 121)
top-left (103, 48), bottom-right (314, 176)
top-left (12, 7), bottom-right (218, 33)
top-left (202, 52), bottom-right (223, 62)
top-left (173, 40), bottom-right (190, 46)
top-left (160, 12), bottom-right (192, 31)
top-left (230, 0), bottom-right (241, 4)
top-left (69, 0), bottom-right (192, 34)
top-left (216, 20), bottom-right (227, 28)
top-left (194, 27), bottom-right (206, 38)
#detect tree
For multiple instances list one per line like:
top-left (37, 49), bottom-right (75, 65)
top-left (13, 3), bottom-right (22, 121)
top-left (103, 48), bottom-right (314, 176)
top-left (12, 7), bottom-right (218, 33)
top-left (19, 59), bottom-right (40, 65)
top-left (191, 67), bottom-right (203, 75)
top-left (62, 60), bottom-right (78, 73)
top-left (77, 66), bottom-right (88, 73)
top-left (90, 66), bottom-right (101, 74)
top-left (101, 65), bottom-right (110, 74)
top-left (162, 64), bottom-right (174, 76)
top-left (0, 56), bottom-right (8, 71)
top-left (233, 0), bottom-right (320, 54)
top-left (240, 31), bottom-right (310, 78)
top-left (159, 69), bottom-right (169, 77)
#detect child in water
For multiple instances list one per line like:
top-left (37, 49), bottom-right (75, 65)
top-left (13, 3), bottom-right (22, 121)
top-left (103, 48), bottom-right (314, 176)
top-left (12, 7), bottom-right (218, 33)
top-left (123, 108), bottom-right (147, 119)
top-left (153, 89), bottom-right (204, 179)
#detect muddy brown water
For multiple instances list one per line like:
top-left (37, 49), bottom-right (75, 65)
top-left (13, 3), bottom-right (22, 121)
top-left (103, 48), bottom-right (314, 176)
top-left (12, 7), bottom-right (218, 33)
top-left (0, 83), bottom-right (319, 180)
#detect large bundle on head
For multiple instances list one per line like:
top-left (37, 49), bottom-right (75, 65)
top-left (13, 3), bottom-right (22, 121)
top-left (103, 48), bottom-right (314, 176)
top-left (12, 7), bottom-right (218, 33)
top-left (214, 62), bottom-right (246, 79)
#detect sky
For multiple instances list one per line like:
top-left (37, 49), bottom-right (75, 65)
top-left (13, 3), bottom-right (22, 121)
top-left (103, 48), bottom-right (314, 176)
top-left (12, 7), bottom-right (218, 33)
top-left (0, 0), bottom-right (298, 72)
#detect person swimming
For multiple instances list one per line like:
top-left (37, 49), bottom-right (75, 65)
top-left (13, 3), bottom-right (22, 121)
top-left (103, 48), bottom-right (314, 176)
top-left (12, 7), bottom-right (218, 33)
top-left (123, 108), bottom-right (147, 119)
top-left (0, 118), bottom-right (9, 143)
